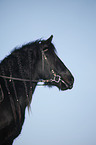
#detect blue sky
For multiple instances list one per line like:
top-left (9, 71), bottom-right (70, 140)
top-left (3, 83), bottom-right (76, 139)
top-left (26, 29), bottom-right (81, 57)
top-left (0, 0), bottom-right (96, 145)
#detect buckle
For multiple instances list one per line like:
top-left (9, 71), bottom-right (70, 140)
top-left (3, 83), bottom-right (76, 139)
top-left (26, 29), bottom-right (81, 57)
top-left (52, 75), bottom-right (61, 83)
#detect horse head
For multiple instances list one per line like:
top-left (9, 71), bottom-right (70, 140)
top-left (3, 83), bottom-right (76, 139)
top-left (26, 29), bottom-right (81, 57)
top-left (37, 35), bottom-right (74, 91)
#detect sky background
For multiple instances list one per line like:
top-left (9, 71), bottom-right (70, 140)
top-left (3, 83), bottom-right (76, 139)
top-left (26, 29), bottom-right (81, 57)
top-left (0, 0), bottom-right (96, 145)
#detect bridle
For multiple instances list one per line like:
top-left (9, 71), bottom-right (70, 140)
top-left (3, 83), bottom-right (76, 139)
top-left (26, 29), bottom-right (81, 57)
top-left (0, 48), bottom-right (67, 98)
top-left (0, 47), bottom-right (66, 123)
top-left (0, 74), bottom-right (61, 84)
top-left (41, 48), bottom-right (67, 85)
top-left (0, 49), bottom-right (62, 84)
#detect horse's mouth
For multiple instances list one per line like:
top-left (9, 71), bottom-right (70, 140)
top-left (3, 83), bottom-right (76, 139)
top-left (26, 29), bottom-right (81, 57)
top-left (59, 79), bottom-right (73, 90)
top-left (44, 78), bottom-right (73, 91)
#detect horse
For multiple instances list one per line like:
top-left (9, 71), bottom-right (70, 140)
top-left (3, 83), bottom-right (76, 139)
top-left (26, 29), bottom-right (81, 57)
top-left (0, 35), bottom-right (74, 145)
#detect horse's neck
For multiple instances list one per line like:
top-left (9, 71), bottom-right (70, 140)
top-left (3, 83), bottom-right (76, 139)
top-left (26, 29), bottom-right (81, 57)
top-left (12, 53), bottom-right (38, 107)
top-left (0, 51), bottom-right (39, 108)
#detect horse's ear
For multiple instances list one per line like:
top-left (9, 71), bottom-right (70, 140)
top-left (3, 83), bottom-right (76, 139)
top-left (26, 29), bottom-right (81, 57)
top-left (40, 35), bottom-right (53, 49)
top-left (46, 35), bottom-right (53, 44)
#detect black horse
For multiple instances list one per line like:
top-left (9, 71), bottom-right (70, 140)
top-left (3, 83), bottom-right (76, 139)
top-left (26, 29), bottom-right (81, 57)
top-left (0, 35), bottom-right (74, 145)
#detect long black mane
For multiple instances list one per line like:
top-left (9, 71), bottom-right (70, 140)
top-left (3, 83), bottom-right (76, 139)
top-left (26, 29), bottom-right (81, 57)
top-left (0, 37), bottom-right (56, 105)
top-left (0, 35), bottom-right (74, 145)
